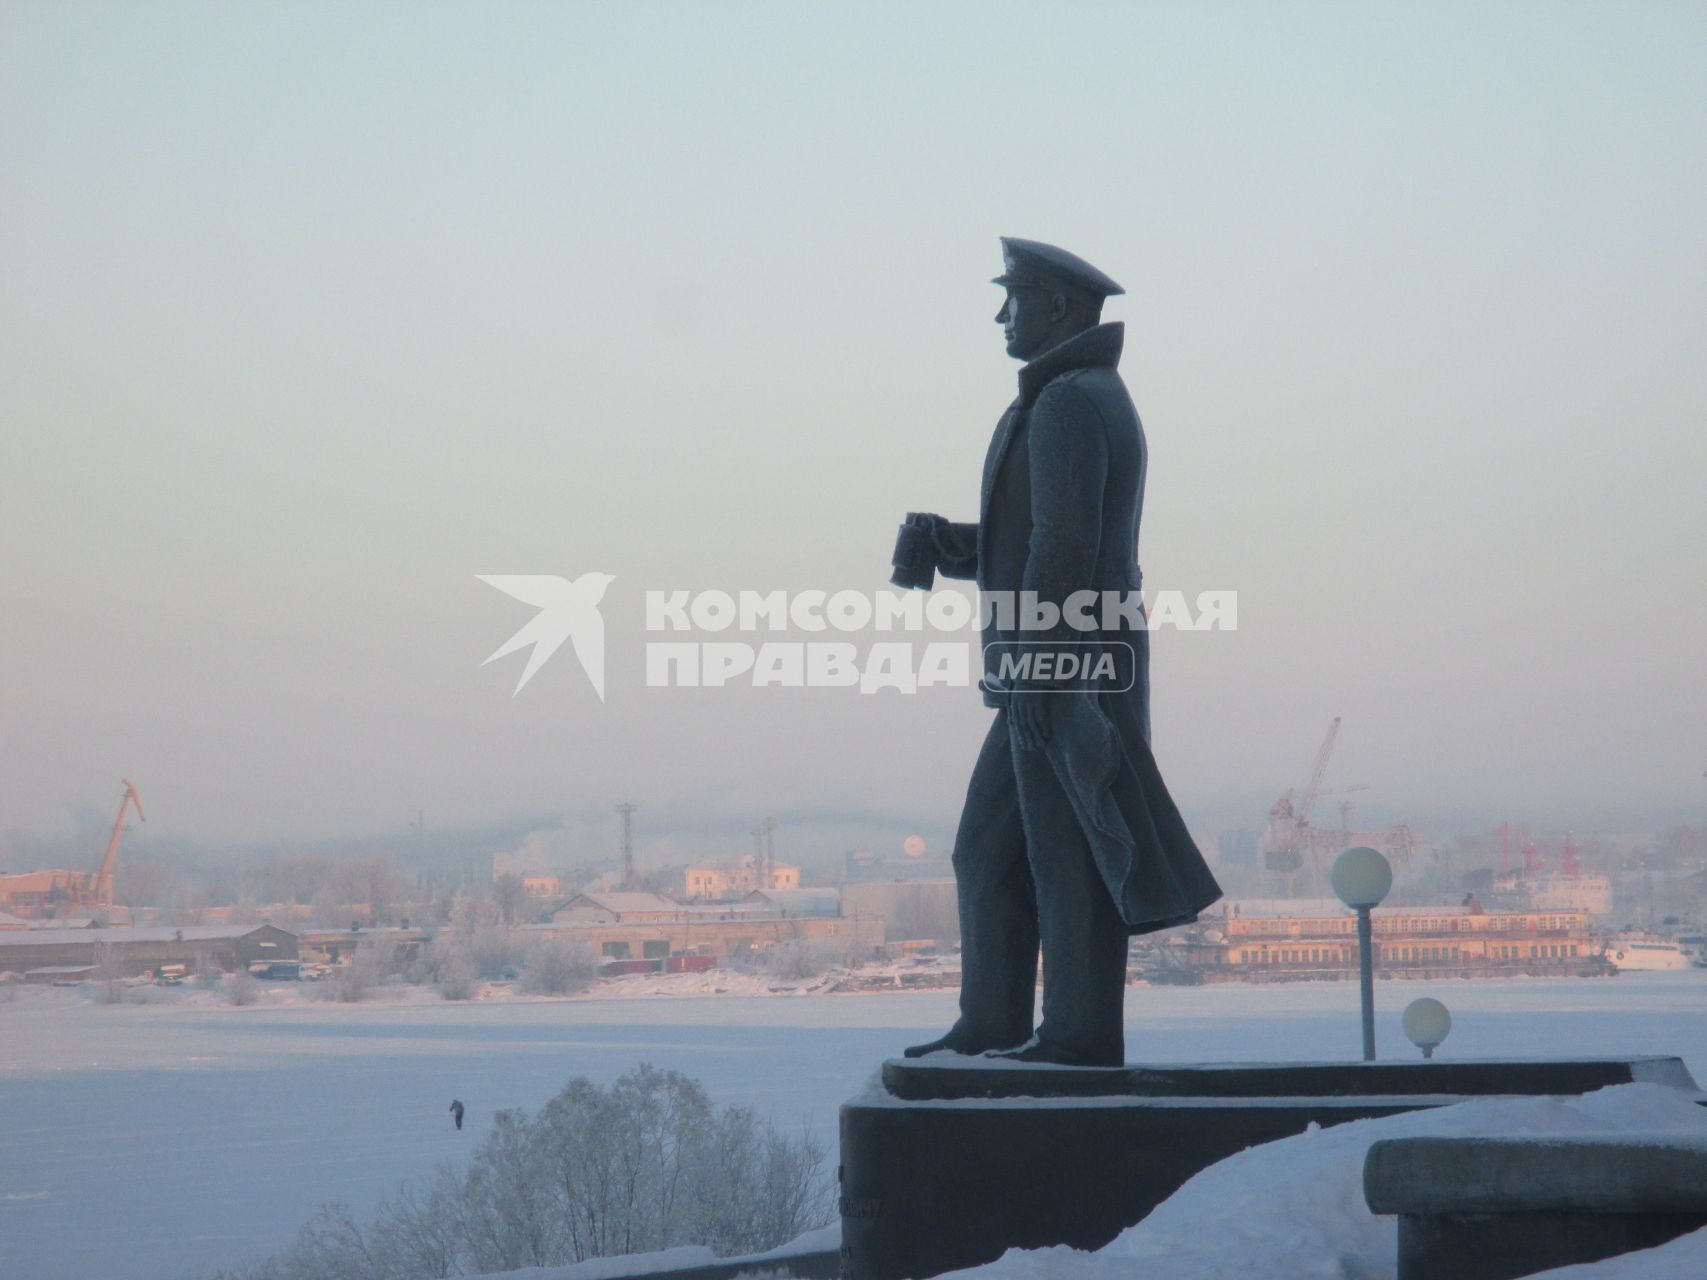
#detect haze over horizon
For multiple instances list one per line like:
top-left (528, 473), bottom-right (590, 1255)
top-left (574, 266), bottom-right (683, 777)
top-left (4, 3), bottom-right (1705, 855)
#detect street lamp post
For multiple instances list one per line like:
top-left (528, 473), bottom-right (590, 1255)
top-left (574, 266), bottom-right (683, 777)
top-left (1332, 846), bottom-right (1393, 1062)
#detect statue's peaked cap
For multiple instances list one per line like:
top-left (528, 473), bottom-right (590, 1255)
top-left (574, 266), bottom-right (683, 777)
top-left (993, 237), bottom-right (1124, 298)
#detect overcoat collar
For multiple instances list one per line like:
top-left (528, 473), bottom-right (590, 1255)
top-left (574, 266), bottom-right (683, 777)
top-left (980, 322), bottom-right (1127, 527)
top-left (1015, 321), bottom-right (1125, 406)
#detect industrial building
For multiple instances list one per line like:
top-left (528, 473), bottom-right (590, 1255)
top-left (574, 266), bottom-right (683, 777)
top-left (681, 853), bottom-right (801, 900)
top-left (553, 892), bottom-right (692, 924)
top-left (521, 874), bottom-right (564, 901)
top-left (0, 870), bottom-right (97, 916)
top-left (0, 924), bottom-right (299, 981)
top-left (542, 891), bottom-right (882, 962)
top-left (742, 888), bottom-right (841, 917)
top-left (556, 914), bottom-right (879, 963)
top-left (295, 927), bottom-right (422, 966)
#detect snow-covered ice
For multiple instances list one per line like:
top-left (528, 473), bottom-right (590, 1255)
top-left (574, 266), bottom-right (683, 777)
top-left (3, 971), bottom-right (1707, 1279)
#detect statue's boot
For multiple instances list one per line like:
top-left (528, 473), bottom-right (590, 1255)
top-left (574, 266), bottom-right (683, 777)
top-left (986, 1038), bottom-right (1123, 1068)
top-left (902, 1025), bottom-right (1026, 1058)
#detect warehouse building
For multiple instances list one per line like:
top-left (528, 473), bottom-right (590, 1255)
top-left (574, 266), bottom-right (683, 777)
top-left (535, 914), bottom-right (882, 964)
top-left (552, 892), bottom-right (688, 924)
top-left (537, 890), bottom-right (883, 963)
top-left (0, 924), bottom-right (298, 980)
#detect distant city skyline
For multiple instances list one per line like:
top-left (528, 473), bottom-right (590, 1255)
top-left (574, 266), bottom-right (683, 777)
top-left (4, 3), bottom-right (1705, 850)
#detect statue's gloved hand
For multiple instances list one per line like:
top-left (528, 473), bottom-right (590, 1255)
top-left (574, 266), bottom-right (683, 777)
top-left (891, 514), bottom-right (942, 591)
top-left (1009, 688), bottom-right (1053, 752)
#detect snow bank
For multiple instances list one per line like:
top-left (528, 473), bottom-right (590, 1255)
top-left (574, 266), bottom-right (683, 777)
top-left (465, 1225), bottom-right (841, 1280)
top-left (1529, 1225), bottom-right (1707, 1276)
top-left (946, 1084), bottom-right (1707, 1280)
top-left (469, 1245), bottom-right (720, 1280)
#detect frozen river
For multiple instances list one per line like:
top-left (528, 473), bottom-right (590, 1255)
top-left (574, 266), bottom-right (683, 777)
top-left (3, 972), bottom-right (1706, 1280)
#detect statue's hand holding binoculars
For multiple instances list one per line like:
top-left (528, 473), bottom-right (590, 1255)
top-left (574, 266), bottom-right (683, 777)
top-left (890, 511), bottom-right (946, 590)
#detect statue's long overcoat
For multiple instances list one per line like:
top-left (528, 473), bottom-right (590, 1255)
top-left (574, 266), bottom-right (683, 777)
top-left (932, 322), bottom-right (1223, 934)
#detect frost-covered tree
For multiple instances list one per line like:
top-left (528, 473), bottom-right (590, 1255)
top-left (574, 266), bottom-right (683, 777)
top-left (223, 967), bottom-right (259, 1006)
top-left (764, 939), bottom-right (840, 981)
top-left (467, 926), bottom-right (522, 980)
top-left (315, 940), bottom-right (401, 1003)
top-left (449, 884), bottom-right (499, 932)
top-left (434, 944), bottom-right (478, 1001)
top-left (518, 934), bottom-right (598, 995)
top-left (492, 872), bottom-right (531, 926)
top-left (206, 1064), bottom-right (833, 1279)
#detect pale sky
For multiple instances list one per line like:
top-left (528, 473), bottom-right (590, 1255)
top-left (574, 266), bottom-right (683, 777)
top-left (3, 1), bottom-right (1705, 856)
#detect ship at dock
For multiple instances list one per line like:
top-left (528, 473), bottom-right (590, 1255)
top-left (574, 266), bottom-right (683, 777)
top-left (1601, 932), bottom-right (1695, 972)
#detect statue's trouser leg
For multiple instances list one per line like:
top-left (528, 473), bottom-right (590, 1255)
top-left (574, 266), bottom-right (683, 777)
top-left (1013, 721), bottom-right (1128, 1065)
top-left (948, 711), bottom-right (1038, 1048)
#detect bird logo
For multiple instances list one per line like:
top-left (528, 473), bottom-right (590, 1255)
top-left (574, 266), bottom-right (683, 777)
top-left (477, 572), bottom-right (615, 699)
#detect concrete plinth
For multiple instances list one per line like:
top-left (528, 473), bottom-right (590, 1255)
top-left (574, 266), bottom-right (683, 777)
top-left (1365, 1133), bottom-right (1707, 1280)
top-left (837, 1057), bottom-right (1700, 1280)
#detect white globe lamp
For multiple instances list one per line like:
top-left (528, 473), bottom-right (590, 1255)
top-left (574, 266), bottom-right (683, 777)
top-left (1403, 997), bottom-right (1452, 1060)
top-left (1331, 846), bottom-right (1393, 909)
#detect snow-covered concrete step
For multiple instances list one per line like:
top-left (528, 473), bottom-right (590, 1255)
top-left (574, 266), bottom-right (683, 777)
top-left (1365, 1133), bottom-right (1707, 1280)
top-left (843, 1056), bottom-right (1704, 1280)
top-left (882, 1054), bottom-right (1700, 1101)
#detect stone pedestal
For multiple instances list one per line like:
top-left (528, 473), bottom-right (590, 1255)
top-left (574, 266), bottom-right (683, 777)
top-left (1365, 1133), bottom-right (1707, 1280)
top-left (837, 1057), bottom-right (1699, 1280)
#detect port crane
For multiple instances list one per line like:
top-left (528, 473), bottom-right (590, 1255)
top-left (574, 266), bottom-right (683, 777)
top-left (1264, 717), bottom-right (1357, 872)
top-left (1262, 718), bottom-right (1412, 891)
top-left (92, 778), bottom-right (144, 908)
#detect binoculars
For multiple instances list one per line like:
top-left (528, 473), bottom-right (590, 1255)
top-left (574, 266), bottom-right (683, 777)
top-left (890, 513), bottom-right (939, 591)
